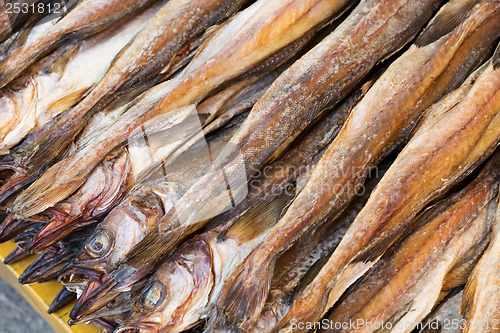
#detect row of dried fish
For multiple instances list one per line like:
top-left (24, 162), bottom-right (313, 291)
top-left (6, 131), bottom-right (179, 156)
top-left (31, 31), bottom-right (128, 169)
top-left (0, 0), bottom-right (499, 332)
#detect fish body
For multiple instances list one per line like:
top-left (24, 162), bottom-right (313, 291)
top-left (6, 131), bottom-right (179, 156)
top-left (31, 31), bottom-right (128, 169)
top-left (321, 152), bottom-right (500, 333)
top-left (460, 188), bottom-right (500, 332)
top-left (10, 0), bottom-right (351, 218)
top-left (111, 94), bottom-right (361, 331)
top-left (278, 37), bottom-right (500, 331)
top-left (216, 1), bottom-right (500, 329)
top-left (0, 0), bottom-right (156, 87)
top-left (25, 72), bottom-right (271, 252)
top-left (0, 1), bottom-right (159, 154)
top-left (68, 77), bottom-right (360, 323)
top-left (0, 0), bottom-right (248, 205)
top-left (254, 161), bottom-right (388, 332)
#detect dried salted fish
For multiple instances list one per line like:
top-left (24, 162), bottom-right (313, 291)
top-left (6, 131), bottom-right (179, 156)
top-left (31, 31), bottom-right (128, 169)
top-left (215, 1), bottom-right (500, 330)
top-left (68, 78), bottom-right (360, 323)
top-left (460, 186), bottom-right (500, 332)
top-left (321, 152), bottom-right (500, 333)
top-left (108, 89), bottom-right (362, 332)
top-left (0, 0), bottom-right (156, 88)
top-left (276, 40), bottom-right (500, 332)
top-left (0, 0), bottom-right (248, 204)
top-left (0, 1), bottom-right (160, 155)
top-left (82, 0), bottom-right (448, 323)
top-left (254, 162), bottom-right (388, 332)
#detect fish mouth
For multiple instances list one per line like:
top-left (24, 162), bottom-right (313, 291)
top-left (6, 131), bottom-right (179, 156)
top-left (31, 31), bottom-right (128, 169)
top-left (69, 263), bottom-right (141, 323)
top-left (18, 247), bottom-right (71, 284)
top-left (69, 279), bottom-right (106, 324)
top-left (3, 246), bottom-right (32, 264)
top-left (58, 263), bottom-right (105, 287)
top-left (0, 214), bottom-right (31, 243)
top-left (27, 216), bottom-right (96, 253)
top-left (48, 287), bottom-right (76, 314)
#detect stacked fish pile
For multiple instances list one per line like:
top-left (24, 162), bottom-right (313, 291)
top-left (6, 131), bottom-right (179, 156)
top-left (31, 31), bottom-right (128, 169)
top-left (0, 0), bottom-right (499, 332)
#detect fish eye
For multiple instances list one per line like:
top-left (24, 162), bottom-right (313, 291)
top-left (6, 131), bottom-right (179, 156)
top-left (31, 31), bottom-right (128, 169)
top-left (137, 281), bottom-right (166, 312)
top-left (85, 229), bottom-right (113, 258)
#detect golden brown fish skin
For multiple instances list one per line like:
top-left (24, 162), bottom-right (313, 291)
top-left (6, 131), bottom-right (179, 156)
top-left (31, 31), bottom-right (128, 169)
top-left (8, 0), bottom-right (346, 218)
top-left (460, 192), bottom-right (500, 332)
top-left (93, 0), bottom-right (456, 327)
top-left (254, 162), bottom-right (388, 333)
top-left (0, 0), bottom-right (248, 206)
top-left (0, 0), bottom-right (156, 88)
top-left (277, 42), bottom-right (500, 332)
top-left (58, 181), bottom-right (185, 291)
top-left (20, 71), bottom-right (275, 252)
top-left (0, 3), bottom-right (159, 155)
top-left (320, 153), bottom-right (500, 333)
top-left (216, 2), bottom-right (500, 330)
top-left (112, 92), bottom-right (361, 332)
top-left (67, 79), bottom-right (358, 324)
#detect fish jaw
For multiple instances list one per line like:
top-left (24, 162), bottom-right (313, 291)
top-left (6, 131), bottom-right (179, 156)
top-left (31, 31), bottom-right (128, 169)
top-left (0, 214), bottom-right (30, 243)
top-left (47, 288), bottom-right (76, 314)
top-left (26, 151), bottom-right (131, 252)
top-left (117, 239), bottom-right (215, 333)
top-left (3, 246), bottom-right (32, 265)
top-left (18, 243), bottom-right (73, 284)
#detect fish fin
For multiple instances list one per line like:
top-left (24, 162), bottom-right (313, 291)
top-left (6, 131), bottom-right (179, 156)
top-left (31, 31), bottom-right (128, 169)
top-left (222, 185), bottom-right (295, 243)
top-left (47, 87), bottom-right (89, 113)
top-left (460, 265), bottom-right (478, 319)
top-left (210, 256), bottom-right (274, 331)
top-left (388, 301), bottom-right (413, 327)
top-left (415, 0), bottom-right (477, 47)
top-left (291, 248), bottom-right (333, 300)
top-left (11, 159), bottom-right (87, 218)
top-left (48, 42), bottom-right (81, 76)
top-left (493, 41), bottom-right (500, 70)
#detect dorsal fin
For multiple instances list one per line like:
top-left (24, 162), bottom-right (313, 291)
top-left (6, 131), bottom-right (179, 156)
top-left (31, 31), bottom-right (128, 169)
top-left (459, 265), bottom-right (477, 319)
top-left (47, 87), bottom-right (89, 112)
top-left (493, 41), bottom-right (500, 69)
top-left (416, 0), bottom-right (477, 47)
top-left (223, 185), bottom-right (296, 243)
top-left (48, 41), bottom-right (81, 76)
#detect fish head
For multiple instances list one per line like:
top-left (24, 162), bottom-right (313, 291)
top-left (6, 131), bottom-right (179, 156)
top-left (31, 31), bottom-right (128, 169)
top-left (60, 204), bottom-right (151, 286)
top-left (18, 242), bottom-right (70, 284)
top-left (115, 238), bottom-right (214, 333)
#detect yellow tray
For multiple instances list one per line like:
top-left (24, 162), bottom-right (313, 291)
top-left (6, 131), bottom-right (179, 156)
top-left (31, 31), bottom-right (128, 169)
top-left (0, 240), bottom-right (100, 333)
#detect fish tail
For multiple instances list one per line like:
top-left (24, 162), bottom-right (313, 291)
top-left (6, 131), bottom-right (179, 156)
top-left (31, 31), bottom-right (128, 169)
top-left (210, 255), bottom-right (274, 332)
